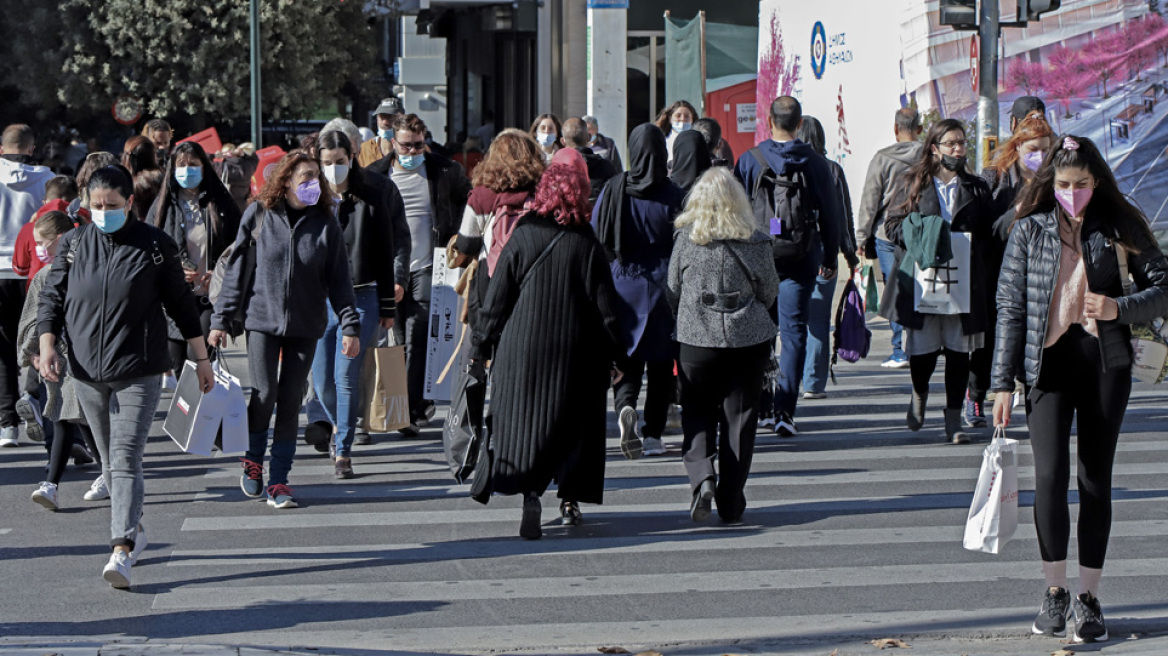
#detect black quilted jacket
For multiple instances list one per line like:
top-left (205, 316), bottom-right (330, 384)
top-left (991, 209), bottom-right (1168, 392)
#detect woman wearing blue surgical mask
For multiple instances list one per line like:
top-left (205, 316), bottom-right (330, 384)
top-left (209, 151), bottom-right (360, 511)
top-left (529, 113), bottom-right (563, 163)
top-left (147, 141), bottom-right (242, 376)
top-left (38, 165), bottom-right (215, 590)
top-left (654, 100), bottom-right (699, 168)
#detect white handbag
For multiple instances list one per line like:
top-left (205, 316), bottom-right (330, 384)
top-left (963, 427), bottom-right (1019, 554)
top-left (212, 359), bottom-right (249, 455)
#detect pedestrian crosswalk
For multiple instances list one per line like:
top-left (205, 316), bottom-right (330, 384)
top-left (134, 342), bottom-right (1168, 653)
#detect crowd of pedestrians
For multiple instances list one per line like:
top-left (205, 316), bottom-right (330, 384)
top-left (2, 92), bottom-right (1167, 646)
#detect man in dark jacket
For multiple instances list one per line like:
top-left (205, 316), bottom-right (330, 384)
top-left (562, 118), bottom-right (617, 206)
top-left (368, 114), bottom-right (472, 434)
top-left (735, 96), bottom-right (842, 438)
top-left (583, 116), bottom-right (623, 172)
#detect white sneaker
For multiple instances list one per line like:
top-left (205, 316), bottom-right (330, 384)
top-left (84, 474), bottom-right (109, 501)
top-left (162, 373), bottom-right (178, 391)
top-left (102, 550), bottom-right (132, 589)
top-left (642, 436), bottom-right (667, 456)
top-left (0, 425), bottom-right (18, 447)
top-left (665, 404), bottom-right (682, 430)
top-left (31, 481), bottom-right (59, 510)
top-left (129, 525), bottom-right (147, 565)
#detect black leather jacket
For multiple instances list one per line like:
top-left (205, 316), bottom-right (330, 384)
top-left (992, 209), bottom-right (1168, 392)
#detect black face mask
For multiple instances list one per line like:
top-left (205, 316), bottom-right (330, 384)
top-left (939, 153), bottom-right (966, 172)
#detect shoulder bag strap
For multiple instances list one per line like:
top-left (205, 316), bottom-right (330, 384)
top-left (1115, 241), bottom-right (1133, 297)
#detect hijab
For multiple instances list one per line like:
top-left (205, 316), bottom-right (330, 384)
top-left (669, 130), bottom-right (711, 192)
top-left (595, 123), bottom-right (670, 260)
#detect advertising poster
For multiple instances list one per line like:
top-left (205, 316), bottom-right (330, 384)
top-left (423, 249), bottom-right (468, 402)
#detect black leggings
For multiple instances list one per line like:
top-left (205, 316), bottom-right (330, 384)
top-left (46, 421), bottom-right (97, 485)
top-left (909, 348), bottom-right (969, 410)
top-left (168, 303), bottom-right (214, 373)
top-left (1029, 325), bottom-right (1130, 568)
top-left (613, 355), bottom-right (675, 439)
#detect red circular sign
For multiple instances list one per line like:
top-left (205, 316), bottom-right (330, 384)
top-left (112, 95), bottom-right (143, 125)
top-left (970, 36), bottom-right (980, 93)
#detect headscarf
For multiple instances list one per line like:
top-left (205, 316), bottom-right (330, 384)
top-left (669, 130), bottom-right (711, 192)
top-left (551, 147), bottom-right (589, 179)
top-left (595, 123), bottom-right (670, 260)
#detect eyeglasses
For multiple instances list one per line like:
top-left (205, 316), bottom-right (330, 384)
top-left (938, 140), bottom-right (968, 149)
top-left (395, 141), bottom-right (427, 153)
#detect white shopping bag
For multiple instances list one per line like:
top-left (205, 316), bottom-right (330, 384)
top-left (212, 360), bottom-right (249, 455)
top-left (963, 427), bottom-right (1020, 554)
top-left (163, 361), bottom-right (226, 456)
top-left (914, 230), bottom-right (972, 315)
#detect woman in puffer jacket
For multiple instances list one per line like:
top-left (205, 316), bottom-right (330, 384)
top-left (992, 135), bottom-right (1168, 644)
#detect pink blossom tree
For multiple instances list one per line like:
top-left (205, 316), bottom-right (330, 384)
top-left (1004, 58), bottom-right (1046, 96)
top-left (755, 9), bottom-right (801, 144)
top-left (1046, 47), bottom-right (1089, 119)
top-left (1083, 30), bottom-right (1124, 98)
top-left (1144, 12), bottom-right (1168, 68)
top-left (1124, 17), bottom-right (1157, 81)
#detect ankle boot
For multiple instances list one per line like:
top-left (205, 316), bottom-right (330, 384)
top-left (907, 391), bottom-right (927, 431)
top-left (944, 408), bottom-right (971, 444)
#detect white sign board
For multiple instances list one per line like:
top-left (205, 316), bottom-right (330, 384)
top-left (423, 249), bottom-right (469, 402)
top-left (736, 103), bottom-right (756, 134)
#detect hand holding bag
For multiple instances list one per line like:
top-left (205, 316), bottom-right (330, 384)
top-left (164, 361), bottom-right (225, 456)
top-left (963, 426), bottom-right (1019, 554)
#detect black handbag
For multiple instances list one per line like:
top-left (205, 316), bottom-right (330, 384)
top-left (443, 359), bottom-right (487, 484)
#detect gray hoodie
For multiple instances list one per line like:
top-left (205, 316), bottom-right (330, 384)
top-left (0, 156), bottom-right (55, 274)
top-left (855, 141), bottom-right (922, 247)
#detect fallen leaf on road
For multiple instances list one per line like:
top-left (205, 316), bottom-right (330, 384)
top-left (870, 638), bottom-right (911, 649)
top-left (598, 648), bottom-right (630, 655)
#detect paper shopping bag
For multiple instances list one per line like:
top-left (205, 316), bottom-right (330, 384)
top-left (212, 360), bottom-right (249, 454)
top-left (859, 264), bottom-right (880, 319)
top-left (963, 428), bottom-right (1019, 554)
top-left (367, 345), bottom-right (410, 433)
top-left (164, 361), bottom-right (225, 456)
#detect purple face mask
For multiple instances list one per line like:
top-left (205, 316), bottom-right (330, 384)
top-left (1055, 187), bottom-right (1093, 218)
top-left (295, 179), bottom-right (321, 206)
top-left (1022, 151), bottom-right (1044, 172)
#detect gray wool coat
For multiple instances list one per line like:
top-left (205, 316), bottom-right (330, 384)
top-left (667, 228), bottom-right (779, 349)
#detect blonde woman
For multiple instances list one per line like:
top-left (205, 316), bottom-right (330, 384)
top-left (666, 167), bottom-right (779, 523)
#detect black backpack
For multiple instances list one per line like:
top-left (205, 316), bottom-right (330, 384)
top-left (747, 148), bottom-right (819, 261)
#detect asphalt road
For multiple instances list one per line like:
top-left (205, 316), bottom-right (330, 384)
top-left (1, 325), bottom-right (1166, 656)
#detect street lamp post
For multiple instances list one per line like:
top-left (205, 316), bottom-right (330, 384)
top-left (250, 0), bottom-right (262, 147)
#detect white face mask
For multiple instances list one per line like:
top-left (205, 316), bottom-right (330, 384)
top-left (323, 163), bottom-right (351, 186)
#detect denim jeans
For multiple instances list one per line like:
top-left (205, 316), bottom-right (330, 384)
top-left (74, 375), bottom-right (162, 550)
top-left (246, 332), bottom-right (317, 486)
top-left (768, 242), bottom-right (821, 417)
top-left (309, 287), bottom-right (380, 457)
top-left (802, 274), bottom-right (838, 395)
top-left (875, 238), bottom-right (906, 361)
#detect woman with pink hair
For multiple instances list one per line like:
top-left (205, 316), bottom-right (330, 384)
top-left (469, 161), bottom-right (626, 540)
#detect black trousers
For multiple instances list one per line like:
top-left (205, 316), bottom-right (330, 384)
top-left (679, 341), bottom-right (769, 522)
top-left (967, 312), bottom-right (996, 404)
top-left (392, 268), bottom-right (433, 421)
top-left (0, 278), bottom-right (26, 428)
top-left (910, 348), bottom-right (970, 410)
top-left (245, 332), bottom-right (317, 486)
top-left (168, 300), bottom-right (214, 373)
top-left (1029, 325), bottom-right (1130, 569)
top-left (613, 354), bottom-right (674, 439)
top-left (46, 421), bottom-right (97, 485)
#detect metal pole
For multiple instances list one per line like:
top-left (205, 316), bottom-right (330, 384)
top-left (250, 0), bottom-right (262, 147)
top-left (976, 0), bottom-right (999, 172)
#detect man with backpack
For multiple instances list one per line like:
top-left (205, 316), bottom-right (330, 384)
top-left (734, 97), bottom-right (842, 437)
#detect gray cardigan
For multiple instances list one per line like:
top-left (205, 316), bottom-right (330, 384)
top-left (667, 228), bottom-right (779, 348)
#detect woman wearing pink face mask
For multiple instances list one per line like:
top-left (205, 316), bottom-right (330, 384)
top-left (992, 135), bottom-right (1168, 644)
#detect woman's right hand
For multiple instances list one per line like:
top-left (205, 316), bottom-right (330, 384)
top-left (208, 329), bottom-right (228, 349)
top-left (992, 392), bottom-right (1013, 428)
top-left (39, 349), bottom-right (61, 383)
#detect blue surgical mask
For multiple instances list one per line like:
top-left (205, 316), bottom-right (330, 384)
top-left (91, 208), bottom-right (128, 234)
top-left (175, 166), bottom-right (203, 189)
top-left (378, 128), bottom-right (393, 140)
top-left (398, 153), bottom-right (425, 171)
top-left (536, 132), bottom-right (557, 147)
top-left (672, 121), bottom-right (692, 133)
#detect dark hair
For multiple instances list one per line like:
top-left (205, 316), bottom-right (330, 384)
top-left (121, 136), bottom-right (159, 176)
top-left (529, 113), bottom-right (563, 144)
top-left (693, 118), bottom-right (722, 152)
top-left (796, 115), bottom-right (827, 156)
top-left (896, 118), bottom-right (965, 214)
top-left (87, 165), bottom-right (136, 214)
top-left (1015, 134), bottom-right (1157, 252)
top-left (894, 108), bottom-right (921, 135)
top-left (316, 130), bottom-right (366, 196)
top-left (77, 152), bottom-right (119, 197)
top-left (256, 150), bottom-right (331, 212)
top-left (34, 210), bottom-right (74, 239)
top-left (561, 118), bottom-right (590, 148)
top-left (44, 175), bottom-right (79, 203)
top-left (769, 96), bottom-right (802, 134)
top-left (143, 119), bottom-right (172, 136)
top-left (654, 100), bottom-right (700, 133)
top-left (392, 113), bottom-right (428, 136)
top-left (155, 141), bottom-right (234, 236)
top-left (133, 169), bottom-right (163, 218)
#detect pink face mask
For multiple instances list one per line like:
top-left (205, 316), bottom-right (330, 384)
top-left (1055, 187), bottom-right (1093, 218)
top-left (35, 244), bottom-right (54, 264)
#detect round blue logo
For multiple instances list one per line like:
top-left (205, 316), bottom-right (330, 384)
top-left (811, 21), bottom-right (827, 80)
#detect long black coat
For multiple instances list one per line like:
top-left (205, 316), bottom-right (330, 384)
top-left (880, 171), bottom-right (995, 334)
top-left (472, 214), bottom-right (625, 504)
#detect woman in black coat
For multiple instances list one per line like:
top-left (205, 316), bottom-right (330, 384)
top-left (470, 160), bottom-right (625, 540)
top-left (880, 118), bottom-right (994, 444)
top-left (146, 141), bottom-right (242, 374)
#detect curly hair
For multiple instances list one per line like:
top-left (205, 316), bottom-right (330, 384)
top-left (255, 150), bottom-right (331, 212)
top-left (528, 163), bottom-right (590, 226)
top-left (472, 129), bottom-right (545, 192)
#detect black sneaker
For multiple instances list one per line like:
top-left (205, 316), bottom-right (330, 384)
top-left (304, 421), bottom-right (332, 447)
top-left (1072, 592), bottom-right (1109, 643)
top-left (560, 500), bottom-right (582, 526)
top-left (354, 429), bottom-right (372, 446)
top-left (1032, 586), bottom-right (1071, 637)
top-left (775, 411), bottom-right (798, 437)
top-left (240, 458), bottom-right (264, 498)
